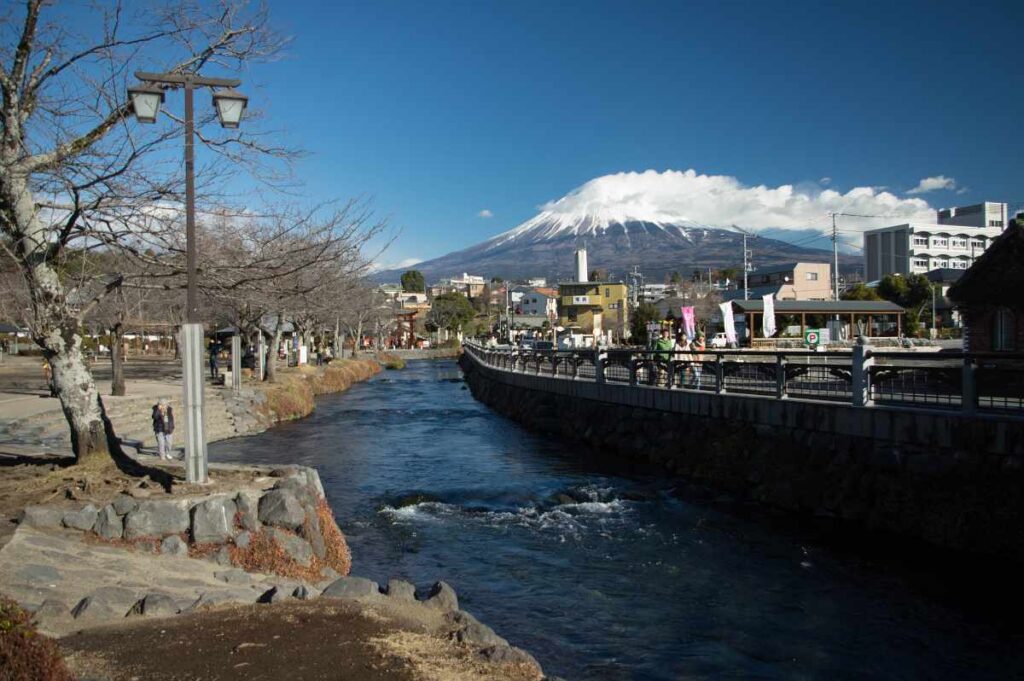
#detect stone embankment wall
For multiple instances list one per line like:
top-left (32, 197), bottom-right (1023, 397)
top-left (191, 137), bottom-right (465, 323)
top-left (460, 353), bottom-right (1024, 560)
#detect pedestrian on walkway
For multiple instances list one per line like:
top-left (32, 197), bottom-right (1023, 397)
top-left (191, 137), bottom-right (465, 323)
top-left (152, 399), bottom-right (175, 460)
top-left (209, 339), bottom-right (222, 379)
top-left (688, 332), bottom-right (707, 388)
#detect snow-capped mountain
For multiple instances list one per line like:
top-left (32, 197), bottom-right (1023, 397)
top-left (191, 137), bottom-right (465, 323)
top-left (377, 169), bottom-right (927, 283)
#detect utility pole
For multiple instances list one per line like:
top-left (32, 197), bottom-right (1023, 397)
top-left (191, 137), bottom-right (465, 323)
top-left (743, 233), bottom-right (750, 300)
top-left (831, 213), bottom-right (840, 301)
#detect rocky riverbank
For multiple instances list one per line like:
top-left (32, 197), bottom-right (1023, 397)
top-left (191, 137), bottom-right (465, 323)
top-left (0, 359), bottom-right (547, 680)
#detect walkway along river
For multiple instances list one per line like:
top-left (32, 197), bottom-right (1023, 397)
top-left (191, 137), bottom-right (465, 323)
top-left (210, 359), bottom-right (1024, 680)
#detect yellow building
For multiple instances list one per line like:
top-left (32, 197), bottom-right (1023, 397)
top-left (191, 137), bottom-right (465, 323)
top-left (557, 281), bottom-right (629, 340)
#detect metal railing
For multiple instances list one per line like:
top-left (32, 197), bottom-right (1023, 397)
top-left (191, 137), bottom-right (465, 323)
top-left (464, 343), bottom-right (1024, 416)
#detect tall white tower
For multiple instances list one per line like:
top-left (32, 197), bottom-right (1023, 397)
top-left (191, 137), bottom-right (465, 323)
top-left (574, 248), bottom-right (588, 282)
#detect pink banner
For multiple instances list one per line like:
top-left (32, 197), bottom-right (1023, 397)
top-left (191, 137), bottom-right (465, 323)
top-left (681, 306), bottom-right (696, 340)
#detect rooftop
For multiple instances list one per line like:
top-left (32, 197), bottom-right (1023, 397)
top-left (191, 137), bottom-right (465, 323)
top-left (730, 300), bottom-right (904, 314)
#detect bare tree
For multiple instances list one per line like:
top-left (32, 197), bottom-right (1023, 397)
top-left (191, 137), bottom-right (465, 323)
top-left (0, 1), bottom-right (299, 467)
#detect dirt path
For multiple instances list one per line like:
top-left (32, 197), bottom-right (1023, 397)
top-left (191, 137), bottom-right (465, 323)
top-left (60, 600), bottom-right (543, 681)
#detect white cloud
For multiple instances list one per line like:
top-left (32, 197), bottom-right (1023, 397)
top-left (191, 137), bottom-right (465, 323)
top-left (369, 257), bottom-right (421, 273)
top-left (819, 176), bottom-right (831, 186)
top-left (477, 209), bottom-right (494, 218)
top-left (906, 175), bottom-right (957, 195)
top-left (537, 169), bottom-right (935, 234)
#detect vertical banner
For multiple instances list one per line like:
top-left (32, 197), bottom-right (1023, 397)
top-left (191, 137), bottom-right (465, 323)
top-left (762, 293), bottom-right (777, 338)
top-left (681, 306), bottom-right (696, 340)
top-left (720, 301), bottom-right (736, 344)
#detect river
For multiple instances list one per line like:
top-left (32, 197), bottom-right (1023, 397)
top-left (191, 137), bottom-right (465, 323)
top-left (210, 359), bottom-right (1024, 680)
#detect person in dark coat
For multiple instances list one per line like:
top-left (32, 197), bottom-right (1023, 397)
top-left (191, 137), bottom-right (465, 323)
top-left (152, 399), bottom-right (175, 460)
top-left (209, 340), bottom-right (223, 379)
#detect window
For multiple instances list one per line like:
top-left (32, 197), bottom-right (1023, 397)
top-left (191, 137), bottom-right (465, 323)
top-left (990, 220), bottom-right (1004, 228)
top-left (972, 239), bottom-right (985, 251)
top-left (805, 272), bottom-right (819, 281)
top-left (993, 308), bottom-right (1015, 350)
top-left (912, 258), bottom-right (928, 269)
top-left (913, 235), bottom-right (928, 247)
top-left (567, 308), bottom-right (578, 323)
top-left (605, 288), bottom-right (610, 298)
top-left (950, 237), bottom-right (968, 249)
top-left (932, 237), bottom-right (948, 248)
top-left (937, 259), bottom-right (949, 268)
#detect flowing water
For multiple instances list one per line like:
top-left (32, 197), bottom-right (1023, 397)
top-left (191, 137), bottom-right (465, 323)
top-left (210, 360), bottom-right (1024, 680)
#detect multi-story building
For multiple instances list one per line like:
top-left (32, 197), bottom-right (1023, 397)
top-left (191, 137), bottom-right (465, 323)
top-left (743, 262), bottom-right (832, 300)
top-left (937, 202), bottom-right (1008, 229)
top-left (512, 286), bottom-right (558, 317)
top-left (863, 203), bottom-right (1007, 281)
top-left (557, 249), bottom-right (629, 341)
top-left (429, 273), bottom-right (486, 299)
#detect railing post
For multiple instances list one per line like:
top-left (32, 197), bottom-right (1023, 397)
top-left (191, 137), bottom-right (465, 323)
top-left (667, 358), bottom-right (676, 389)
top-left (595, 351), bottom-right (605, 384)
top-left (629, 357), bottom-right (638, 386)
top-left (572, 354), bottom-right (580, 380)
top-left (775, 355), bottom-right (787, 399)
top-left (714, 355), bottom-right (725, 394)
top-left (551, 352), bottom-right (557, 377)
top-left (962, 356), bottom-right (977, 415)
top-left (851, 343), bottom-right (873, 407)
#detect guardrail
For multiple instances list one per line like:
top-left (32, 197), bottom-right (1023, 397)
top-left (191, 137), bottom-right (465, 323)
top-left (463, 343), bottom-right (1024, 415)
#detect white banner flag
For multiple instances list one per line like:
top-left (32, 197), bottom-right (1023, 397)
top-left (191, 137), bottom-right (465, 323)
top-left (762, 293), bottom-right (776, 338)
top-left (720, 301), bottom-right (736, 344)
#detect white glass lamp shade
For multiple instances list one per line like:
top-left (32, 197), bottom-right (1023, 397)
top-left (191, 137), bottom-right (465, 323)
top-left (128, 85), bottom-right (165, 124)
top-left (212, 89), bottom-right (248, 129)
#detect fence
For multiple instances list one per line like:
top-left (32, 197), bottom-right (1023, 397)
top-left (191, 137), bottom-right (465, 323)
top-left (464, 343), bottom-right (1024, 416)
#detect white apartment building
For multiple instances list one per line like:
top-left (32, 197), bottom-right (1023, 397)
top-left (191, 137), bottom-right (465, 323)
top-left (863, 203), bottom-right (1007, 281)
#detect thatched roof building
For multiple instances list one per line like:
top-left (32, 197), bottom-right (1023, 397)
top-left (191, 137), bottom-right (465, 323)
top-left (947, 219), bottom-right (1024, 351)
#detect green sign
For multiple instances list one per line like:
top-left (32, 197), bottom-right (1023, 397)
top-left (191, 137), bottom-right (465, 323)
top-left (804, 329), bottom-right (821, 345)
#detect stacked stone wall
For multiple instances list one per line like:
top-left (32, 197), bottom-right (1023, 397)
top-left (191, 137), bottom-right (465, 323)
top-left (460, 353), bottom-right (1024, 559)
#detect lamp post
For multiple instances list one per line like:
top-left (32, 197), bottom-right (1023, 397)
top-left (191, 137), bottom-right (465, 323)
top-left (128, 71), bottom-right (248, 483)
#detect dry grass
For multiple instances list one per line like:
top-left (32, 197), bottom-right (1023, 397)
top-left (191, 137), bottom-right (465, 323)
top-left (0, 595), bottom-right (75, 681)
top-left (368, 631), bottom-right (542, 681)
top-left (376, 353), bottom-right (406, 370)
top-left (228, 497), bottom-right (351, 581)
top-left (257, 359), bottom-right (380, 423)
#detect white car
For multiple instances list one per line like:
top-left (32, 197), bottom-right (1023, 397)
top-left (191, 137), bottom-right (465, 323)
top-left (709, 333), bottom-right (729, 348)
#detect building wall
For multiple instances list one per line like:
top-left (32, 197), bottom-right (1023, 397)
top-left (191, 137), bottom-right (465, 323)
top-left (938, 202), bottom-right (1008, 229)
top-left (963, 304), bottom-right (1024, 352)
top-left (864, 224), bottom-right (1002, 280)
top-left (557, 282), bottom-right (629, 337)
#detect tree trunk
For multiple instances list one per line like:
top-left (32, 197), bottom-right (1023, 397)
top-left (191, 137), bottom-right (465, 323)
top-left (354, 320), bottom-right (363, 358)
top-left (267, 326), bottom-right (282, 382)
top-left (3, 172), bottom-right (118, 466)
top-left (110, 321), bottom-right (126, 396)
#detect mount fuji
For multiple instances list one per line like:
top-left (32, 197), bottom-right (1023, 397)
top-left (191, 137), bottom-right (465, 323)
top-left (378, 170), bottom-right (932, 283)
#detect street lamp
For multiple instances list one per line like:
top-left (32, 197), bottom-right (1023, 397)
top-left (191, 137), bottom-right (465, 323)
top-left (128, 70), bottom-right (249, 484)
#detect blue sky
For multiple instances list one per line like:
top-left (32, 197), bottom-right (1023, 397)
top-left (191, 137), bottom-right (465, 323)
top-left (107, 1), bottom-right (1024, 265)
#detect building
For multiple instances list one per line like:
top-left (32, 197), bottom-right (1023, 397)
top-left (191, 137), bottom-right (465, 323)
top-left (513, 286), bottom-right (558, 318)
top-left (723, 262), bottom-right (832, 302)
top-left (937, 202), bottom-right (1008, 229)
top-left (429, 273), bottom-right (486, 299)
top-left (638, 283), bottom-right (672, 304)
top-left (947, 219), bottom-right (1024, 351)
top-left (863, 202), bottom-right (1007, 281)
top-left (557, 249), bottom-right (629, 340)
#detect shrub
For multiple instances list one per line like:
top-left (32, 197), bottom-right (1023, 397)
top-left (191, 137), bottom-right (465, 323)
top-left (376, 352), bottom-right (405, 370)
top-left (0, 595), bottom-right (73, 681)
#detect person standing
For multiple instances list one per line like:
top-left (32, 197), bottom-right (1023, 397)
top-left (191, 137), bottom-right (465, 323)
top-left (209, 339), bottom-right (222, 380)
top-left (653, 327), bottom-right (675, 386)
top-left (152, 399), bottom-right (175, 460)
top-left (688, 332), bottom-right (707, 388)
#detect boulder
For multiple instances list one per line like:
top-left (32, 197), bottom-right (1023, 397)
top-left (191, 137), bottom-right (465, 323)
top-left (234, 530), bottom-right (252, 550)
top-left (183, 591), bottom-right (252, 612)
top-left (30, 599), bottom-right (68, 628)
top-left (272, 476), bottom-right (317, 508)
top-left (62, 504), bottom-right (98, 531)
top-left (124, 500), bottom-right (189, 539)
top-left (111, 495), bottom-right (139, 515)
top-left (190, 496), bottom-right (237, 544)
top-left (127, 593), bottom-right (179, 617)
top-left (292, 585), bottom-right (317, 600)
top-left (257, 586), bottom-right (290, 604)
top-left (385, 579), bottom-right (416, 601)
top-left (257, 489), bottom-right (305, 531)
top-left (93, 505), bottom-right (123, 540)
top-left (299, 510), bottom-right (326, 559)
top-left (478, 645), bottom-right (539, 667)
top-left (321, 576), bottom-right (380, 601)
top-left (72, 586), bottom-right (137, 621)
top-left (235, 492), bottom-right (260, 532)
top-left (212, 546), bottom-right (234, 566)
top-left (160, 535), bottom-right (189, 557)
top-left (448, 610), bottom-right (508, 648)
top-left (422, 581), bottom-right (459, 612)
top-left (19, 505), bottom-right (63, 529)
top-left (269, 528), bottom-right (313, 567)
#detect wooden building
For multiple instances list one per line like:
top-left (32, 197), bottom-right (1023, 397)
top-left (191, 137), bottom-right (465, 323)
top-left (947, 220), bottom-right (1024, 351)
